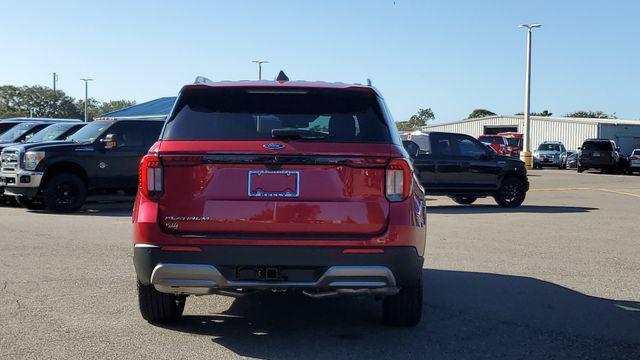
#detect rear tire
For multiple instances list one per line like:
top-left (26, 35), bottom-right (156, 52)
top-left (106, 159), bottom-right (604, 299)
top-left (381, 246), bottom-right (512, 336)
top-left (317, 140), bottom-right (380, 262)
top-left (494, 177), bottom-right (526, 208)
top-left (42, 173), bottom-right (87, 213)
top-left (577, 166), bottom-right (585, 173)
top-left (450, 195), bottom-right (477, 205)
top-left (382, 272), bottom-right (423, 327)
top-left (137, 281), bottom-right (186, 324)
top-left (16, 196), bottom-right (46, 210)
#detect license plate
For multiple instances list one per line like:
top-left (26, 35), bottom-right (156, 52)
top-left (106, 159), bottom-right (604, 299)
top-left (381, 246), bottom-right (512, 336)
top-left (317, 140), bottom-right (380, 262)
top-left (248, 170), bottom-right (300, 197)
top-left (593, 152), bottom-right (600, 157)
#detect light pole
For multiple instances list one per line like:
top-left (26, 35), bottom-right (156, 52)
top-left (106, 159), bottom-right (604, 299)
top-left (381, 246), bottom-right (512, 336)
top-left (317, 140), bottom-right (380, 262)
top-left (252, 60), bottom-right (269, 80)
top-left (517, 23), bottom-right (541, 169)
top-left (80, 78), bottom-right (93, 122)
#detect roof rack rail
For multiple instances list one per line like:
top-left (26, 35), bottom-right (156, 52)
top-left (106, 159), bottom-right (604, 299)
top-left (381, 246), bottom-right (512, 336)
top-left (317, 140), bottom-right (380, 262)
top-left (194, 76), bottom-right (213, 84)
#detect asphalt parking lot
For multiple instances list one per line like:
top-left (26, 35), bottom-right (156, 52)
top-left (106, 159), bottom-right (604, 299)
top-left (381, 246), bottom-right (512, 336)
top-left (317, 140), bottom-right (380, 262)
top-left (1, 170), bottom-right (639, 359)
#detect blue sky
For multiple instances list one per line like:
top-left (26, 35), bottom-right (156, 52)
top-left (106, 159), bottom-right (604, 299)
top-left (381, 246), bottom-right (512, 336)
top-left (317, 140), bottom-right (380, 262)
top-left (1, 0), bottom-right (638, 123)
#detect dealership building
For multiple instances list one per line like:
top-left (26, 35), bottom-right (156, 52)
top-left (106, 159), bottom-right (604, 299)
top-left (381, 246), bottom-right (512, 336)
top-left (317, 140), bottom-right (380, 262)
top-left (423, 115), bottom-right (640, 153)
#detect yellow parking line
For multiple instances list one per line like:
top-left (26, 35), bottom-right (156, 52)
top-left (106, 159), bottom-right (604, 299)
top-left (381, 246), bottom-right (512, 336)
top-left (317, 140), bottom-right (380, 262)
top-left (598, 188), bottom-right (640, 198)
top-left (530, 187), bottom-right (592, 192)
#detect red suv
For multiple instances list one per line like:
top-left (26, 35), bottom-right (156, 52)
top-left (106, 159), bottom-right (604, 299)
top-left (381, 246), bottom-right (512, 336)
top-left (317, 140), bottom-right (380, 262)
top-left (132, 76), bottom-right (427, 326)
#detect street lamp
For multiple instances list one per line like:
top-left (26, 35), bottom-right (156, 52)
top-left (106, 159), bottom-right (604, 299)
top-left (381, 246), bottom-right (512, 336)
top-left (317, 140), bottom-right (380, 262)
top-left (80, 78), bottom-right (93, 122)
top-left (517, 23), bottom-right (541, 169)
top-left (252, 60), bottom-right (269, 80)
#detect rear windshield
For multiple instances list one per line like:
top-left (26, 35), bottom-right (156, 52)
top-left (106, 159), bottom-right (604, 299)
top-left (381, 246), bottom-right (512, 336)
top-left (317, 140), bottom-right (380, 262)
top-left (582, 141), bottom-right (613, 151)
top-left (162, 88), bottom-right (391, 143)
top-left (479, 136), bottom-right (503, 144)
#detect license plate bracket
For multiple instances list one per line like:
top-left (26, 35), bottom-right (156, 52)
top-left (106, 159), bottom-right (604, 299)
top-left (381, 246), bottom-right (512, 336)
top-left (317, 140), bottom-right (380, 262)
top-left (248, 170), bottom-right (300, 198)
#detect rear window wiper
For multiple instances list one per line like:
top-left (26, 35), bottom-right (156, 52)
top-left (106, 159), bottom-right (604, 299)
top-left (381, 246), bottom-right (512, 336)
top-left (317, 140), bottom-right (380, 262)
top-left (271, 128), bottom-right (330, 140)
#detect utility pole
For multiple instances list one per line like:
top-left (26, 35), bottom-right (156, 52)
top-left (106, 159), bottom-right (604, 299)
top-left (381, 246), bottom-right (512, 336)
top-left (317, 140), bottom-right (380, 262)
top-left (517, 23), bottom-right (541, 170)
top-left (252, 60), bottom-right (269, 80)
top-left (52, 72), bottom-right (58, 91)
top-left (80, 78), bottom-right (93, 122)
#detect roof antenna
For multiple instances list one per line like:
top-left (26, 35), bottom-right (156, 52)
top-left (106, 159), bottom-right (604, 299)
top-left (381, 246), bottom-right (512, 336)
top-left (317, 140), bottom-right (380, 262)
top-left (366, 78), bottom-right (372, 86)
top-left (194, 76), bottom-right (213, 84)
top-left (275, 71), bottom-right (289, 82)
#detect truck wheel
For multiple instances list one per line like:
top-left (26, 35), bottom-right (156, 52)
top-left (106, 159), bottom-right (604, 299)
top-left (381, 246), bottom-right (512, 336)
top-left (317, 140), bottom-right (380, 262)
top-left (382, 272), bottom-right (423, 327)
top-left (16, 197), bottom-right (46, 210)
top-left (42, 173), bottom-right (87, 213)
top-left (137, 281), bottom-right (186, 323)
top-left (494, 177), bottom-right (526, 208)
top-left (450, 196), bottom-right (477, 205)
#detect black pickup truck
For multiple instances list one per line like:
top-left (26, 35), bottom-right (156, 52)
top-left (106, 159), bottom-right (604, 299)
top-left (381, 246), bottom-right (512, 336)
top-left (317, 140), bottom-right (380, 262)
top-left (1, 119), bottom-right (165, 212)
top-left (402, 131), bottom-right (529, 207)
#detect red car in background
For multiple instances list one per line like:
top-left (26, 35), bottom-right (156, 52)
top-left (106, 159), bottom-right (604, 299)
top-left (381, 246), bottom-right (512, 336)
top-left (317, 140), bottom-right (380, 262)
top-left (478, 133), bottom-right (523, 158)
top-left (497, 132), bottom-right (523, 158)
top-left (478, 134), bottom-right (510, 156)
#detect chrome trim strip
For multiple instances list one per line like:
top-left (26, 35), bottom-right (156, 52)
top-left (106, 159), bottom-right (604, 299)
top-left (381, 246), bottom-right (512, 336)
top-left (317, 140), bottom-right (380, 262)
top-left (150, 264), bottom-right (397, 295)
top-left (134, 244), bottom-right (160, 248)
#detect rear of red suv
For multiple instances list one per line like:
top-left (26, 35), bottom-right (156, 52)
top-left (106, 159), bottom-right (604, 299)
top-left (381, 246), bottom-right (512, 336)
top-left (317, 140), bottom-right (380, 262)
top-left (132, 79), bottom-right (426, 326)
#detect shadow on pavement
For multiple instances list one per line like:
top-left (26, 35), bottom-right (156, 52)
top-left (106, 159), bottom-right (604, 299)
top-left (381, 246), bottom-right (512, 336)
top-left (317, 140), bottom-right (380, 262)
top-left (160, 269), bottom-right (640, 359)
top-left (24, 199), bottom-right (134, 217)
top-left (428, 205), bottom-right (598, 214)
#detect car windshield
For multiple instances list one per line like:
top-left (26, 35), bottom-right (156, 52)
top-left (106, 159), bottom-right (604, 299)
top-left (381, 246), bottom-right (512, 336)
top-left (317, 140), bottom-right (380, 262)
top-left (0, 122), bottom-right (37, 142)
top-left (538, 144), bottom-right (561, 151)
top-left (25, 123), bottom-right (76, 143)
top-left (480, 136), bottom-right (503, 144)
top-left (0, 122), bottom-right (20, 135)
top-left (162, 88), bottom-right (390, 143)
top-left (582, 141), bottom-right (613, 151)
top-left (505, 137), bottom-right (522, 147)
top-left (67, 121), bottom-right (112, 143)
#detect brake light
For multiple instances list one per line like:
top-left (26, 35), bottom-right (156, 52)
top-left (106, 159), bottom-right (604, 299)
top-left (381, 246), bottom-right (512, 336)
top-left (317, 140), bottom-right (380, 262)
top-left (139, 155), bottom-right (163, 200)
top-left (631, 156), bottom-right (638, 160)
top-left (385, 159), bottom-right (412, 202)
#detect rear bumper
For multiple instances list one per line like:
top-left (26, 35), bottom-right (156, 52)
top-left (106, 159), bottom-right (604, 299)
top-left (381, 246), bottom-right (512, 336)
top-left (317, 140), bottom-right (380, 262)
top-left (134, 245), bottom-right (423, 295)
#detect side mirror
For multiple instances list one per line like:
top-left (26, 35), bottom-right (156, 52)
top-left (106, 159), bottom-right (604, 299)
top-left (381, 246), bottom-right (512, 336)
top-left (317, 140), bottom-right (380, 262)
top-left (24, 134), bottom-right (33, 142)
top-left (100, 134), bottom-right (117, 149)
top-left (577, 147), bottom-right (582, 150)
top-left (615, 147), bottom-right (621, 152)
top-left (402, 140), bottom-right (420, 158)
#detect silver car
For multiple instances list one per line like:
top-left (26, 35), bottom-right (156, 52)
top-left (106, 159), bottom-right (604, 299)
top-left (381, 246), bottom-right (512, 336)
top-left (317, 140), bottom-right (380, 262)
top-left (533, 141), bottom-right (567, 169)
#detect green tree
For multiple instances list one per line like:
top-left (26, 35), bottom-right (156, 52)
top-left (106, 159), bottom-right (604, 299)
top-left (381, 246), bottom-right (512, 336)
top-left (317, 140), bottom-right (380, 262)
top-left (467, 109), bottom-right (496, 119)
top-left (396, 108), bottom-right (435, 131)
top-left (97, 99), bottom-right (137, 116)
top-left (515, 110), bottom-right (553, 116)
top-left (565, 111), bottom-right (616, 119)
top-left (0, 85), bottom-right (81, 119)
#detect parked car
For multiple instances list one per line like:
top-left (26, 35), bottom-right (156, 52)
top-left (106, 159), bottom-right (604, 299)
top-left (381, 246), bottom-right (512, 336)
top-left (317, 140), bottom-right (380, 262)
top-left (478, 134), bottom-right (510, 156)
top-left (403, 131), bottom-right (529, 207)
top-left (565, 152), bottom-right (578, 169)
top-left (0, 118), bottom-right (80, 136)
top-left (496, 132), bottom-right (523, 158)
top-left (132, 76), bottom-right (427, 326)
top-left (1, 119), bottom-right (164, 212)
top-left (577, 139), bottom-right (623, 173)
top-left (0, 122), bottom-right (85, 199)
top-left (560, 150), bottom-right (576, 169)
top-left (629, 149), bottom-right (640, 174)
top-left (533, 141), bottom-right (566, 169)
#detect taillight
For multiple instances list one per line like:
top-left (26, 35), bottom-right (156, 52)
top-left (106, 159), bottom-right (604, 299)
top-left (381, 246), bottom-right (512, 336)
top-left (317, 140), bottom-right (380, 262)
top-left (385, 159), bottom-right (412, 202)
top-left (631, 156), bottom-right (638, 160)
top-left (139, 155), bottom-right (163, 200)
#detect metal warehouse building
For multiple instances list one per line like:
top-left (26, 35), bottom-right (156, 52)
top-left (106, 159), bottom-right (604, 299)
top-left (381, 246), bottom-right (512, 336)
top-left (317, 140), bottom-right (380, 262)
top-left (423, 115), bottom-right (640, 154)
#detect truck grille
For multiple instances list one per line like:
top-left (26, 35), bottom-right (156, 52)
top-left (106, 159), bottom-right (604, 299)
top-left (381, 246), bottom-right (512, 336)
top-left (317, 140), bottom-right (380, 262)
top-left (1, 149), bottom-right (20, 172)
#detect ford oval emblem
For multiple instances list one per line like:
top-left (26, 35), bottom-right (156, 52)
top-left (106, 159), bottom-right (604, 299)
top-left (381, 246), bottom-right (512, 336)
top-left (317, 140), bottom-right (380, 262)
top-left (263, 143), bottom-right (285, 150)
